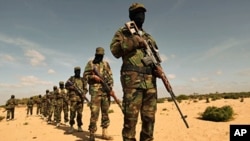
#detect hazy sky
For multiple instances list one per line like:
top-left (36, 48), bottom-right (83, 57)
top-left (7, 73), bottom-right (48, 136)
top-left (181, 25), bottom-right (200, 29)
top-left (1, 0), bottom-right (250, 105)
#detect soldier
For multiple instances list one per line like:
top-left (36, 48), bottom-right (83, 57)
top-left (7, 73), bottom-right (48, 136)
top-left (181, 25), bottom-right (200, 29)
top-left (110, 3), bottom-right (161, 141)
top-left (36, 95), bottom-right (42, 116)
top-left (47, 86), bottom-right (57, 124)
top-left (65, 66), bottom-right (88, 133)
top-left (5, 95), bottom-right (17, 121)
top-left (41, 89), bottom-right (50, 119)
top-left (26, 97), bottom-right (34, 116)
top-left (55, 81), bottom-right (69, 127)
top-left (83, 47), bottom-right (114, 141)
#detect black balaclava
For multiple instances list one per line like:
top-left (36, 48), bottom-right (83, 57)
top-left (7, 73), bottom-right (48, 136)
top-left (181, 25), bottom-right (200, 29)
top-left (59, 84), bottom-right (64, 89)
top-left (129, 9), bottom-right (145, 29)
top-left (74, 69), bottom-right (81, 78)
top-left (93, 54), bottom-right (103, 64)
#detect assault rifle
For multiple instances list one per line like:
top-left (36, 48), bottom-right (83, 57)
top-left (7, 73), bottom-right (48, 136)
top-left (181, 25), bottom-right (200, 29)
top-left (125, 21), bottom-right (189, 128)
top-left (93, 66), bottom-right (124, 114)
top-left (66, 80), bottom-right (90, 104)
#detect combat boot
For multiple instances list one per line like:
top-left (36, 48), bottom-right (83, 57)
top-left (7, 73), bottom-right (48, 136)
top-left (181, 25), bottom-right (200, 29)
top-left (67, 126), bottom-right (74, 134)
top-left (78, 126), bottom-right (83, 132)
top-left (89, 131), bottom-right (95, 141)
top-left (102, 128), bottom-right (113, 140)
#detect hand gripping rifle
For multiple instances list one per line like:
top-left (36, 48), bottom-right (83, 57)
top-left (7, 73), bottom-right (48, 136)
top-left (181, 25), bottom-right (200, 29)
top-left (125, 21), bottom-right (189, 128)
top-left (66, 80), bottom-right (90, 104)
top-left (93, 66), bottom-right (124, 114)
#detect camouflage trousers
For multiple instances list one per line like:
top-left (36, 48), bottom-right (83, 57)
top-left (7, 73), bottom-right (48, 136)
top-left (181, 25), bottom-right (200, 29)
top-left (55, 101), bottom-right (63, 123)
top-left (63, 103), bottom-right (69, 122)
top-left (47, 105), bottom-right (55, 122)
top-left (122, 88), bottom-right (157, 141)
top-left (27, 106), bottom-right (33, 115)
top-left (69, 101), bottom-right (83, 127)
top-left (55, 100), bottom-right (69, 123)
top-left (41, 103), bottom-right (48, 117)
top-left (88, 93), bottom-right (111, 132)
top-left (36, 105), bottom-right (42, 115)
top-left (6, 108), bottom-right (15, 119)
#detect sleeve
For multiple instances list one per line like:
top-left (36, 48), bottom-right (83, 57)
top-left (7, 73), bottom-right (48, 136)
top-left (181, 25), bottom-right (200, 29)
top-left (106, 62), bottom-right (114, 87)
top-left (81, 77), bottom-right (88, 95)
top-left (83, 60), bottom-right (97, 83)
top-left (110, 27), bottom-right (137, 58)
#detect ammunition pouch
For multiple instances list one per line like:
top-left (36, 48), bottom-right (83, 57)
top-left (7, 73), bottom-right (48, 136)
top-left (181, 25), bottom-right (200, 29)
top-left (121, 64), bottom-right (152, 74)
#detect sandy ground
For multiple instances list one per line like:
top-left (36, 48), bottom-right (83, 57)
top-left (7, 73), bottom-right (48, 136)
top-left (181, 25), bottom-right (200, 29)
top-left (0, 98), bottom-right (249, 141)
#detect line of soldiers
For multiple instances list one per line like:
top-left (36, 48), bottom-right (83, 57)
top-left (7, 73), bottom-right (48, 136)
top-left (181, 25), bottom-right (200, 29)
top-left (37, 47), bottom-right (113, 141)
top-left (4, 47), bottom-right (114, 141)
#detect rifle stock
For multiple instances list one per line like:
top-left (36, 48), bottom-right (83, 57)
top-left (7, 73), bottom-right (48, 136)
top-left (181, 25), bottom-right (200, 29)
top-left (125, 21), bottom-right (189, 128)
top-left (93, 67), bottom-right (124, 114)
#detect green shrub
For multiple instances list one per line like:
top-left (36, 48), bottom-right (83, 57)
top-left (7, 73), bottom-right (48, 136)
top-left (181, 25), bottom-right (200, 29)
top-left (162, 108), bottom-right (167, 111)
top-left (176, 95), bottom-right (189, 100)
top-left (23, 122), bottom-right (29, 125)
top-left (157, 98), bottom-right (165, 103)
top-left (201, 105), bottom-right (234, 122)
top-left (108, 109), bottom-right (114, 113)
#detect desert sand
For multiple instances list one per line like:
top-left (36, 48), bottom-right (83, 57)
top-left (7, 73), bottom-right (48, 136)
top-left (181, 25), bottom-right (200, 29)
top-left (0, 98), bottom-right (249, 141)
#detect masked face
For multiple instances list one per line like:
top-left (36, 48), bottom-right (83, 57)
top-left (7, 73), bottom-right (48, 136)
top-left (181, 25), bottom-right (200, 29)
top-left (59, 84), bottom-right (64, 89)
top-left (129, 10), bottom-right (145, 29)
top-left (93, 54), bottom-right (104, 64)
top-left (74, 70), bottom-right (81, 78)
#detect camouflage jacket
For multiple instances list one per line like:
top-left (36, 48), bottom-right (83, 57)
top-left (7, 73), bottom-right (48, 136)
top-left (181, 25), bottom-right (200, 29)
top-left (110, 26), bottom-right (157, 89)
top-left (5, 98), bottom-right (17, 109)
top-left (35, 97), bottom-right (42, 106)
top-left (27, 99), bottom-right (34, 107)
top-left (65, 76), bottom-right (88, 102)
top-left (56, 88), bottom-right (68, 103)
top-left (83, 60), bottom-right (113, 95)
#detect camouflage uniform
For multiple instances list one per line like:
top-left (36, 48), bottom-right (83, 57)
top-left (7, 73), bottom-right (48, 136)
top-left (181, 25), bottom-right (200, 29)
top-left (5, 95), bottom-right (17, 120)
top-left (83, 47), bottom-right (114, 135)
top-left (36, 95), bottom-right (42, 115)
top-left (41, 90), bottom-right (49, 118)
top-left (110, 3), bottom-right (158, 141)
top-left (47, 88), bottom-right (56, 123)
top-left (55, 81), bottom-right (69, 126)
top-left (65, 66), bottom-right (88, 132)
top-left (26, 97), bottom-right (34, 116)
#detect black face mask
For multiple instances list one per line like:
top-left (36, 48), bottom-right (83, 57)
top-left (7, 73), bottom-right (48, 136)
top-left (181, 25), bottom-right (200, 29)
top-left (93, 54), bottom-right (103, 64)
top-left (129, 10), bottom-right (145, 29)
top-left (74, 70), bottom-right (81, 78)
top-left (59, 84), bottom-right (64, 89)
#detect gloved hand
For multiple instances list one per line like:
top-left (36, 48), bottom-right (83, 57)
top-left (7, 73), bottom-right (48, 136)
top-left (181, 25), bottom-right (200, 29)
top-left (132, 35), bottom-right (146, 49)
top-left (92, 75), bottom-right (102, 83)
top-left (69, 86), bottom-right (75, 90)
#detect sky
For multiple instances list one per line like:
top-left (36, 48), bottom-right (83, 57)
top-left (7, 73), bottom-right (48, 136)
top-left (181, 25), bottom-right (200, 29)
top-left (0, 0), bottom-right (250, 105)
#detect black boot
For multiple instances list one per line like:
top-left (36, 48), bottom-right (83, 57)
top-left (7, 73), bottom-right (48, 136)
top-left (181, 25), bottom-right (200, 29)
top-left (89, 131), bottom-right (95, 141)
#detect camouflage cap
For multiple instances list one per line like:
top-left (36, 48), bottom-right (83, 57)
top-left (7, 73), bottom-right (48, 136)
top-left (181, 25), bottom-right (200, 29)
top-left (74, 66), bottom-right (81, 71)
top-left (53, 85), bottom-right (57, 89)
top-left (59, 81), bottom-right (64, 85)
top-left (96, 47), bottom-right (105, 55)
top-left (129, 3), bottom-right (146, 13)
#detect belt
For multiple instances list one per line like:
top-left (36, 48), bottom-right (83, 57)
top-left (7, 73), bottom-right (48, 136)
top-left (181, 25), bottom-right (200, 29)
top-left (121, 64), bottom-right (152, 74)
